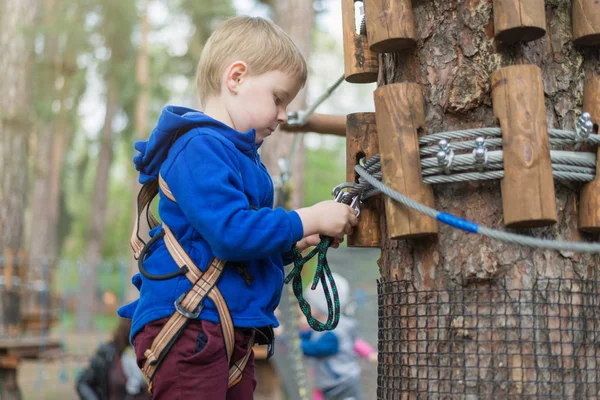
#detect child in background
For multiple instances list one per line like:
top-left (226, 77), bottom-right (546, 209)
top-left (76, 318), bottom-right (150, 400)
top-left (299, 273), bottom-right (371, 400)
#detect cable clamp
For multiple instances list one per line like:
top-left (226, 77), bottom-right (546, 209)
top-left (437, 139), bottom-right (455, 174)
top-left (472, 137), bottom-right (488, 171)
top-left (575, 112), bottom-right (594, 148)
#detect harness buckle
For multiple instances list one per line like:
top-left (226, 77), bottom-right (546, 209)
top-left (174, 292), bottom-right (203, 319)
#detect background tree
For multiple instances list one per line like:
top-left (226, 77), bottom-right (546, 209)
top-left (0, 2), bottom-right (40, 400)
top-left (28, 0), bottom-right (90, 267)
top-left (76, 0), bottom-right (137, 331)
top-left (0, 0), bottom-right (40, 254)
top-left (376, 1), bottom-right (600, 398)
top-left (257, 0), bottom-right (316, 210)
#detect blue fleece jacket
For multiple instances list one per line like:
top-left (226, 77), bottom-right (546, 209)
top-left (118, 105), bottom-right (304, 340)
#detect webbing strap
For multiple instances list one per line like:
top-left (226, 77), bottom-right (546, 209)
top-left (138, 175), bottom-right (251, 389)
top-left (130, 180), bottom-right (160, 259)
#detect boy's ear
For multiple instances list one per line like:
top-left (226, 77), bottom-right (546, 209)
top-left (225, 61), bottom-right (248, 94)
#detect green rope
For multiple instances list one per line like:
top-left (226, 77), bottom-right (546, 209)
top-left (284, 236), bottom-right (340, 331)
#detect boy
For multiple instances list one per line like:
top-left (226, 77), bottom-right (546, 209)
top-left (300, 273), bottom-right (364, 400)
top-left (118, 16), bottom-right (358, 399)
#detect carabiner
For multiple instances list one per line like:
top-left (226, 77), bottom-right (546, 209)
top-left (331, 182), bottom-right (359, 198)
top-left (334, 190), bottom-right (361, 217)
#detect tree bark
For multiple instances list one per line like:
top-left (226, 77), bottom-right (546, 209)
top-left (76, 78), bottom-right (120, 331)
top-left (0, 0), bottom-right (39, 253)
top-left (377, 1), bottom-right (600, 398)
top-left (260, 0), bottom-right (315, 210)
top-left (28, 0), bottom-right (59, 267)
top-left (127, 0), bottom-right (150, 303)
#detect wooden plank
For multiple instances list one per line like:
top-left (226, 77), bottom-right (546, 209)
top-left (573, 0), bottom-right (600, 47)
top-left (492, 65), bottom-right (557, 228)
top-left (374, 83), bottom-right (438, 239)
top-left (342, 0), bottom-right (379, 83)
top-left (364, 0), bottom-right (416, 53)
top-left (579, 72), bottom-right (600, 232)
top-left (0, 337), bottom-right (62, 359)
top-left (346, 112), bottom-right (381, 247)
top-left (493, 0), bottom-right (546, 43)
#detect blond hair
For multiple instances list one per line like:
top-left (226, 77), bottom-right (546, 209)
top-left (196, 16), bottom-right (308, 107)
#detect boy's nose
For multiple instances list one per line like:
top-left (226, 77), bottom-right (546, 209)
top-left (277, 110), bottom-right (288, 124)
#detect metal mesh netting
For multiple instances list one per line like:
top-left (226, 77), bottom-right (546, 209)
top-left (377, 278), bottom-right (600, 399)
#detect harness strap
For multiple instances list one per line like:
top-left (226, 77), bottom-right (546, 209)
top-left (138, 174), bottom-right (254, 390)
top-left (130, 180), bottom-right (160, 259)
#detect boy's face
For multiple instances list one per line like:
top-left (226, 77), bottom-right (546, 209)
top-left (226, 68), bottom-right (302, 143)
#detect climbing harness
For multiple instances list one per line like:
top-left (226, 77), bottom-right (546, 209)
top-left (130, 136), bottom-right (255, 391)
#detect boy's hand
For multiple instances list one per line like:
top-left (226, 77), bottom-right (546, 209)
top-left (296, 234), bottom-right (321, 252)
top-left (296, 234), bottom-right (344, 252)
top-left (296, 200), bottom-right (358, 238)
top-left (330, 235), bottom-right (344, 249)
top-left (312, 200), bottom-right (358, 237)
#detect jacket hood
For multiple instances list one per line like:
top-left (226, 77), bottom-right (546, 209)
top-left (134, 105), bottom-right (258, 183)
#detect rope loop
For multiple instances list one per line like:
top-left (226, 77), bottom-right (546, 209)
top-left (285, 237), bottom-right (341, 332)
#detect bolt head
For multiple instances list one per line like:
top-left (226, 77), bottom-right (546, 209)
top-left (584, 120), bottom-right (594, 133)
top-left (475, 148), bottom-right (485, 158)
top-left (439, 139), bottom-right (448, 148)
top-left (582, 112), bottom-right (591, 121)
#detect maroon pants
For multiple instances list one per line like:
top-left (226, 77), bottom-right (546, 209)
top-left (134, 318), bottom-right (256, 399)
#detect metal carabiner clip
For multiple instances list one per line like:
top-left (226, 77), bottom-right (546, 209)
top-left (334, 190), bottom-right (361, 217)
top-left (331, 182), bottom-right (359, 198)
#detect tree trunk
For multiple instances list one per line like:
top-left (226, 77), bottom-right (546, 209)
top-left (0, 0), bottom-right (39, 254)
top-left (28, 0), bottom-right (59, 267)
top-left (76, 78), bottom-right (120, 331)
top-left (127, 0), bottom-right (150, 303)
top-left (376, 1), bottom-right (600, 398)
top-left (260, 0), bottom-right (314, 210)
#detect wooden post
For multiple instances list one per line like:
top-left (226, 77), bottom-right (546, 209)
top-left (493, 0), bottom-right (546, 44)
top-left (364, 0), bottom-right (416, 53)
top-left (342, 0), bottom-right (379, 83)
top-left (573, 0), bottom-right (600, 47)
top-left (491, 65), bottom-right (557, 228)
top-left (578, 73), bottom-right (600, 232)
top-left (374, 83), bottom-right (438, 239)
top-left (346, 113), bottom-right (381, 247)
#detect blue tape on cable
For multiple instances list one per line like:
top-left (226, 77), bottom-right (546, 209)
top-left (437, 212), bottom-right (479, 233)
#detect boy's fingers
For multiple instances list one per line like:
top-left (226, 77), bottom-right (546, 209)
top-left (344, 223), bottom-right (354, 235)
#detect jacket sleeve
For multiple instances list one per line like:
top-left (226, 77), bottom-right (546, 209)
top-left (281, 248), bottom-right (295, 266)
top-left (300, 331), bottom-right (340, 358)
top-left (163, 134), bottom-right (304, 261)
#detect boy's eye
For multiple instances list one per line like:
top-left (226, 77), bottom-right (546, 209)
top-left (274, 96), bottom-right (282, 106)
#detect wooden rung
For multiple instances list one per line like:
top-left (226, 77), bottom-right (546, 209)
top-left (491, 65), bottom-right (557, 229)
top-left (579, 72), bottom-right (600, 232)
top-left (493, 0), bottom-right (546, 44)
top-left (346, 113), bottom-right (381, 247)
top-left (573, 0), bottom-right (600, 47)
top-left (364, 0), bottom-right (416, 53)
top-left (374, 83), bottom-right (438, 239)
top-left (342, 0), bottom-right (379, 83)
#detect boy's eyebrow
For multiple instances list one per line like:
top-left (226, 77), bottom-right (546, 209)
top-left (274, 89), bottom-right (290, 100)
